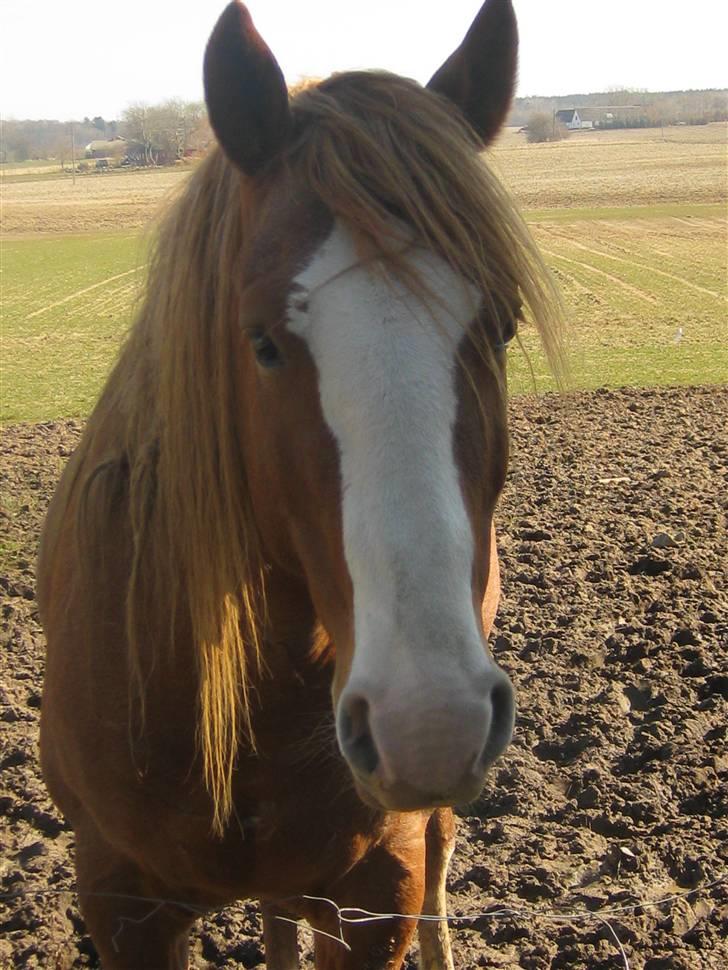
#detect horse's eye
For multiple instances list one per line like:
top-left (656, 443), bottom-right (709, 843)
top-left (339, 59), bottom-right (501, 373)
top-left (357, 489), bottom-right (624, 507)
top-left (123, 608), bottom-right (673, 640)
top-left (495, 315), bottom-right (517, 350)
top-left (492, 299), bottom-right (521, 350)
top-left (478, 301), bottom-right (518, 351)
top-left (249, 329), bottom-right (283, 368)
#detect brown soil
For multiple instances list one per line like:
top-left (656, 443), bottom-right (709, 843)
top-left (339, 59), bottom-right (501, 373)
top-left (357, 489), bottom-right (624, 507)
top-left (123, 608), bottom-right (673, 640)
top-left (1, 386), bottom-right (726, 969)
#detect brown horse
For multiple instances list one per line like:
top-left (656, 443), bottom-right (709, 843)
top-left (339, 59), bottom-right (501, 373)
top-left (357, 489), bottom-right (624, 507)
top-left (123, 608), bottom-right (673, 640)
top-left (37, 1), bottom-right (561, 966)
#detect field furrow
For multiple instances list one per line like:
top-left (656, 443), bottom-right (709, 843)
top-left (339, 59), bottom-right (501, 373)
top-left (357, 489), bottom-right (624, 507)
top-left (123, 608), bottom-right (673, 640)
top-left (561, 239), bottom-right (723, 300)
top-left (541, 248), bottom-right (659, 304)
top-left (25, 267), bottom-right (142, 320)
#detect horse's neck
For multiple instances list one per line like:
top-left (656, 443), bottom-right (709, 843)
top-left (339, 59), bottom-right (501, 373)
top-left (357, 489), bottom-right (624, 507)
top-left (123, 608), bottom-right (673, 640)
top-left (257, 564), bottom-right (331, 681)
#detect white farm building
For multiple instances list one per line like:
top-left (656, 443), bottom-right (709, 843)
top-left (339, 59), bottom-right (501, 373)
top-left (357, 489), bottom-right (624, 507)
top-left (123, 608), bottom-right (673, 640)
top-left (554, 109), bottom-right (593, 131)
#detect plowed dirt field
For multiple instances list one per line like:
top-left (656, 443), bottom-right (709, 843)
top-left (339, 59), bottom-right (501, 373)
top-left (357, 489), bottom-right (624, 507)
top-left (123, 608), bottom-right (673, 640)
top-left (1, 386), bottom-right (726, 968)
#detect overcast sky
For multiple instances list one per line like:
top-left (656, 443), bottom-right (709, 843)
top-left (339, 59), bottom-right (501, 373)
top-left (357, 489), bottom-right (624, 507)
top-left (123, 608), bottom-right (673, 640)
top-left (1, 0), bottom-right (726, 121)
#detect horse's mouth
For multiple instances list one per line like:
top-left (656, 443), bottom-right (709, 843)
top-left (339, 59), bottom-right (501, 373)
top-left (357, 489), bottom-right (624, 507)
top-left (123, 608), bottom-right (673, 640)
top-left (351, 770), bottom-right (483, 814)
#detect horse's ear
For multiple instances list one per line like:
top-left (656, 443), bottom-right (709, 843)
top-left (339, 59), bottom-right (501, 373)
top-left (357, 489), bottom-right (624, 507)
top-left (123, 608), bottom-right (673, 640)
top-left (426, 0), bottom-right (518, 146)
top-left (204, 1), bottom-right (290, 175)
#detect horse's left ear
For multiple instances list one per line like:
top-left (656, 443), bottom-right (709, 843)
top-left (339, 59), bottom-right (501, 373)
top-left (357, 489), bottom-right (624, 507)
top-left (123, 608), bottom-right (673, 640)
top-left (427, 0), bottom-right (518, 146)
top-left (204, 1), bottom-right (290, 175)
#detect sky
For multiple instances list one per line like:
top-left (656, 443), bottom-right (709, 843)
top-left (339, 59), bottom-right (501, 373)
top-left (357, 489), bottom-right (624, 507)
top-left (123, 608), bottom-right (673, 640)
top-left (1, 0), bottom-right (726, 121)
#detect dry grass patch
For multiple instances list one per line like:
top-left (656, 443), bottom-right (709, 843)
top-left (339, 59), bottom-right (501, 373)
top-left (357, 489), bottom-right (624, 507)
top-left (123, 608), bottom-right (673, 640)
top-left (1, 168), bottom-right (190, 234)
top-left (492, 123), bottom-right (727, 209)
top-left (3, 125), bottom-right (726, 235)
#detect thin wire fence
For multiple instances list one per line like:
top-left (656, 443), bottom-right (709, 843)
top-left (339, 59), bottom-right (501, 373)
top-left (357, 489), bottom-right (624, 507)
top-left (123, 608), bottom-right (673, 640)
top-left (1, 872), bottom-right (725, 969)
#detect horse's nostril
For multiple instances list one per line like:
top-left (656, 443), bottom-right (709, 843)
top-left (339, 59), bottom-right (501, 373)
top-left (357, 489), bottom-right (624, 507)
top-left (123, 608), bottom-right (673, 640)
top-left (338, 696), bottom-right (380, 776)
top-left (479, 675), bottom-right (516, 770)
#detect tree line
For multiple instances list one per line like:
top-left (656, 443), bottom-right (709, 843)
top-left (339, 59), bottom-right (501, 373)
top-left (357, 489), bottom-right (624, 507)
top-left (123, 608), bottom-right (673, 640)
top-left (1, 100), bottom-right (210, 166)
top-left (509, 88), bottom-right (727, 130)
top-left (2, 88), bottom-right (725, 166)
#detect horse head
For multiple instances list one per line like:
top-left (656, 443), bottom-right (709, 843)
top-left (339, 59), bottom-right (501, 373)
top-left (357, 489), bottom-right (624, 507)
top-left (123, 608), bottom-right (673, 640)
top-left (201, 0), bottom-right (531, 813)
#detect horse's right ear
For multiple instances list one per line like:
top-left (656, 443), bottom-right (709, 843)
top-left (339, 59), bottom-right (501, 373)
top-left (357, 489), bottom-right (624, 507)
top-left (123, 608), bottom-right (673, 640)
top-left (204, 1), bottom-right (290, 175)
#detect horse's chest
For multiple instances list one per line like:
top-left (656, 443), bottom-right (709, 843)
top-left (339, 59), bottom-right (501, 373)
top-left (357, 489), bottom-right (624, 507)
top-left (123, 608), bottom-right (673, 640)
top-left (222, 744), bottom-right (385, 896)
top-left (153, 788), bottom-right (381, 907)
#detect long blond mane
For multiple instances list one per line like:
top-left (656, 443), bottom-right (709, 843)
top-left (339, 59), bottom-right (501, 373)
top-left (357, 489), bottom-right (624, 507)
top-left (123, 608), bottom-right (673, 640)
top-left (75, 71), bottom-right (562, 834)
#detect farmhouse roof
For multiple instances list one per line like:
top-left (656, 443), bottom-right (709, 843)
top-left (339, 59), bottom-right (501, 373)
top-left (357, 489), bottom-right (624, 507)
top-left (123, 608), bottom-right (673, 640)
top-left (555, 109), bottom-right (577, 123)
top-left (84, 138), bottom-right (127, 153)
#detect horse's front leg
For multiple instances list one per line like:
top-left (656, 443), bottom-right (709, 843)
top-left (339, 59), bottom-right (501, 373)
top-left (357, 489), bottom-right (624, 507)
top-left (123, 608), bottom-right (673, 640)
top-left (418, 808), bottom-right (455, 970)
top-left (301, 815), bottom-right (427, 970)
top-left (262, 901), bottom-right (301, 969)
top-left (74, 820), bottom-right (198, 970)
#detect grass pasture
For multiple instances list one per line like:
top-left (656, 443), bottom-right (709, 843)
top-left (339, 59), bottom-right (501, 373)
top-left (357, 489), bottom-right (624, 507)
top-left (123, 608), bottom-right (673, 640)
top-left (1, 234), bottom-right (146, 421)
top-left (511, 203), bottom-right (727, 391)
top-left (1, 124), bottom-right (726, 422)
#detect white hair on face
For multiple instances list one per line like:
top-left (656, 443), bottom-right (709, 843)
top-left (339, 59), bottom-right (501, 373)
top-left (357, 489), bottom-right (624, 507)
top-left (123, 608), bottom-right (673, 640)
top-left (287, 221), bottom-right (488, 725)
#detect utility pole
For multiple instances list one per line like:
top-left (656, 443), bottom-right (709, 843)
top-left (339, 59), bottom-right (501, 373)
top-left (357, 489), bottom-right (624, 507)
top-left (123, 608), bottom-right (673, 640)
top-left (70, 121), bottom-right (76, 186)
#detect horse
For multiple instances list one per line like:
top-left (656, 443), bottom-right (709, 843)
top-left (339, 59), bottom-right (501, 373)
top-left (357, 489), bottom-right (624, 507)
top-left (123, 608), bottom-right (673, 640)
top-left (37, 1), bottom-right (561, 966)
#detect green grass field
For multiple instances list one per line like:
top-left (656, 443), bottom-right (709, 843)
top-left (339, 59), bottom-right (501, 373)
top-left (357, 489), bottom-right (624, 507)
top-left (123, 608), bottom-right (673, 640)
top-left (509, 203), bottom-right (727, 392)
top-left (1, 126), bottom-right (726, 423)
top-left (2, 234), bottom-right (147, 422)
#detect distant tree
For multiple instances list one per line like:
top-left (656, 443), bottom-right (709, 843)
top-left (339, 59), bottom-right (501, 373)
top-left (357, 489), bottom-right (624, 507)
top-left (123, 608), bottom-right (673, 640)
top-left (526, 113), bottom-right (568, 143)
top-left (50, 130), bottom-right (71, 169)
top-left (161, 98), bottom-right (205, 159)
top-left (121, 99), bottom-right (206, 165)
top-left (121, 103), bottom-right (157, 164)
top-left (0, 121), bottom-right (31, 162)
top-left (10, 138), bottom-right (30, 162)
top-left (92, 116), bottom-right (106, 132)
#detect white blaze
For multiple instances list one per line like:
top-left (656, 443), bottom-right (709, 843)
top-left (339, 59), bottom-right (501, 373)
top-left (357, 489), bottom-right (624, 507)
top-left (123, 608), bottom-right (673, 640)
top-left (287, 221), bottom-right (489, 785)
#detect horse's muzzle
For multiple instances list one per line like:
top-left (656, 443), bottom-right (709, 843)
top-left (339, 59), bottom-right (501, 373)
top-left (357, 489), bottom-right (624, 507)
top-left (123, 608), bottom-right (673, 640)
top-left (336, 663), bottom-right (515, 812)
